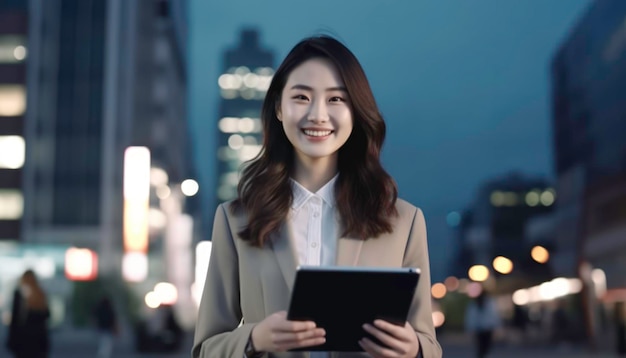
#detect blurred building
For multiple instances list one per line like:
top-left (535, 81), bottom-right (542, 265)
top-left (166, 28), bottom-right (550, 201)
top-left (461, 172), bottom-right (555, 293)
top-left (2, 0), bottom-right (201, 327)
top-left (215, 29), bottom-right (274, 207)
top-left (551, 0), bottom-right (626, 298)
top-left (0, 0), bottom-right (27, 243)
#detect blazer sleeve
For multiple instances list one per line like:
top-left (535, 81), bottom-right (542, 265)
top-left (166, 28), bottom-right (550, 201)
top-left (403, 208), bottom-right (442, 358)
top-left (192, 204), bottom-right (255, 358)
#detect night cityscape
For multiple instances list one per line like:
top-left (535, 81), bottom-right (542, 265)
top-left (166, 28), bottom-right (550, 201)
top-left (1, 0), bottom-right (625, 357)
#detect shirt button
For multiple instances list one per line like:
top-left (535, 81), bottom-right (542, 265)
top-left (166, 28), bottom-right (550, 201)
top-left (313, 211), bottom-right (320, 218)
top-left (311, 242), bottom-right (318, 248)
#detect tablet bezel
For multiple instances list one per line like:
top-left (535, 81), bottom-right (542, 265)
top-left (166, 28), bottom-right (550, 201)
top-left (286, 265), bottom-right (421, 352)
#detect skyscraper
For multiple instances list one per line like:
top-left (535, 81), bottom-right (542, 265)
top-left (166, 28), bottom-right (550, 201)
top-left (0, 0), bottom-right (27, 242)
top-left (551, 0), bottom-right (626, 298)
top-left (22, 0), bottom-right (197, 290)
top-left (215, 29), bottom-right (274, 207)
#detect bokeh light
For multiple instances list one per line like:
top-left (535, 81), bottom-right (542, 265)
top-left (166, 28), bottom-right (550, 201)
top-left (531, 246), bottom-right (549, 263)
top-left (431, 283), bottom-right (447, 299)
top-left (444, 276), bottom-right (460, 292)
top-left (492, 256), bottom-right (513, 274)
top-left (468, 265), bottom-right (490, 282)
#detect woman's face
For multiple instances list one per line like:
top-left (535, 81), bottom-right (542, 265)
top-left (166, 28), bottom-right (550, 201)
top-left (278, 57), bottom-right (353, 167)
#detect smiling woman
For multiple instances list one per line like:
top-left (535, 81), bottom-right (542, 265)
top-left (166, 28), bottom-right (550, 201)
top-left (192, 35), bottom-right (442, 358)
top-left (277, 57), bottom-right (354, 179)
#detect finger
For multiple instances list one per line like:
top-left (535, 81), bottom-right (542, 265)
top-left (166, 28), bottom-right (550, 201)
top-left (362, 324), bottom-right (407, 353)
top-left (277, 320), bottom-right (317, 332)
top-left (272, 328), bottom-right (326, 344)
top-left (277, 336), bottom-right (326, 351)
top-left (359, 337), bottom-right (396, 358)
top-left (272, 313), bottom-right (316, 332)
top-left (373, 320), bottom-right (413, 342)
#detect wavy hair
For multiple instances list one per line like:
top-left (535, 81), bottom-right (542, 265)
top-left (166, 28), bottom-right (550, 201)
top-left (20, 269), bottom-right (48, 311)
top-left (232, 35), bottom-right (398, 247)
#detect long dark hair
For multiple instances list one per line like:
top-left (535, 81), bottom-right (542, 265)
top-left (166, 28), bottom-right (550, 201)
top-left (232, 35), bottom-right (398, 247)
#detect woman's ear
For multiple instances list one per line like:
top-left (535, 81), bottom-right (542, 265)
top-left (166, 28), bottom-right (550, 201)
top-left (275, 103), bottom-right (282, 122)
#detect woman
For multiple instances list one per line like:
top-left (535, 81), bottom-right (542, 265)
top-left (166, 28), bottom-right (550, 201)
top-left (6, 269), bottom-right (51, 358)
top-left (193, 35), bottom-right (441, 358)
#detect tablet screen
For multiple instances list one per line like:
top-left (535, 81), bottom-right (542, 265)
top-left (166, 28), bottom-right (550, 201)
top-left (287, 266), bottom-right (420, 352)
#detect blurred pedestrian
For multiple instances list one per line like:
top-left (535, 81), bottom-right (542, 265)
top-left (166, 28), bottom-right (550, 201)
top-left (5, 269), bottom-right (51, 358)
top-left (464, 289), bottom-right (501, 358)
top-left (550, 299), bottom-right (570, 346)
top-left (192, 34), bottom-right (441, 358)
top-left (615, 301), bottom-right (626, 356)
top-left (511, 304), bottom-right (529, 343)
top-left (92, 295), bottom-right (118, 358)
top-left (146, 304), bottom-right (183, 351)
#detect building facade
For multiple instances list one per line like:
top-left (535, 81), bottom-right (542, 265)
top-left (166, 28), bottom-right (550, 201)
top-left (551, 0), bottom-right (626, 345)
top-left (0, 0), bottom-right (28, 243)
top-left (215, 29), bottom-right (274, 207)
top-left (0, 0), bottom-right (199, 327)
top-left (462, 172), bottom-right (555, 293)
top-left (551, 0), bottom-right (626, 295)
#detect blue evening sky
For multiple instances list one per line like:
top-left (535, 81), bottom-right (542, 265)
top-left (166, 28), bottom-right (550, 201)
top-left (189, 0), bottom-right (591, 281)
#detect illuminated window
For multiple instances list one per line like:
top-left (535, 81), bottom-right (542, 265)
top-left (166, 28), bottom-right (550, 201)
top-left (0, 190), bottom-right (23, 219)
top-left (0, 85), bottom-right (26, 116)
top-left (228, 134), bottom-right (244, 150)
top-left (0, 135), bottom-right (25, 168)
top-left (218, 117), bottom-right (239, 133)
top-left (0, 36), bottom-right (27, 63)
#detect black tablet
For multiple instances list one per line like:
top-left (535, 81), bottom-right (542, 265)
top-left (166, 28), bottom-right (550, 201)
top-left (287, 265), bottom-right (421, 352)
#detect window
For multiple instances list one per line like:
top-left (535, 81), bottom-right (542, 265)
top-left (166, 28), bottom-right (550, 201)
top-left (0, 85), bottom-right (26, 116)
top-left (0, 189), bottom-right (23, 220)
top-left (0, 36), bottom-right (27, 64)
top-left (0, 135), bottom-right (25, 168)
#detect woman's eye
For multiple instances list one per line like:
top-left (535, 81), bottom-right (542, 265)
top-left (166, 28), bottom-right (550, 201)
top-left (293, 95), bottom-right (309, 101)
top-left (329, 96), bottom-right (345, 102)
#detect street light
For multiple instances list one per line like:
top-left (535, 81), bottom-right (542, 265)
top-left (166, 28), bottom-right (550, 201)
top-left (531, 246), bottom-right (549, 264)
top-left (468, 265), bottom-right (490, 282)
top-left (492, 256), bottom-right (513, 274)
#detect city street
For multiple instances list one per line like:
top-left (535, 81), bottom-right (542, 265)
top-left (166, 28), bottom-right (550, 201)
top-left (2, 326), bottom-right (621, 357)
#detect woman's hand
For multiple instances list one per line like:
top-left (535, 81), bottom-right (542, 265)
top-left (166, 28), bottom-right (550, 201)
top-left (251, 311), bottom-right (326, 352)
top-left (359, 320), bottom-right (419, 358)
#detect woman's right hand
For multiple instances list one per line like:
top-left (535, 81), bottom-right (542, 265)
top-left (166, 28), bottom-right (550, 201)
top-left (250, 311), bottom-right (326, 352)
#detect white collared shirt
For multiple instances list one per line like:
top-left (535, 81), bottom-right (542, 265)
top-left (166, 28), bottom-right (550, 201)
top-left (289, 175), bottom-right (339, 268)
top-left (289, 175), bottom-right (339, 358)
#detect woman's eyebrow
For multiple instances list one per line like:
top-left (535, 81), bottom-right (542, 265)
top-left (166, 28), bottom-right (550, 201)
top-left (289, 84), bottom-right (347, 92)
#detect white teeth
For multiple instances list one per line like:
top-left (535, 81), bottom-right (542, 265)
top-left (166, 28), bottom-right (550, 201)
top-left (303, 130), bottom-right (332, 137)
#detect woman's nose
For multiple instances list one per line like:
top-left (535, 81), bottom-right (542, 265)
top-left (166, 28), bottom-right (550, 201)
top-left (307, 100), bottom-right (329, 122)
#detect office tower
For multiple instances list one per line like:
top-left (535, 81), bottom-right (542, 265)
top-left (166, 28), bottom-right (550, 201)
top-left (23, 0), bottom-right (198, 293)
top-left (215, 29), bottom-right (274, 207)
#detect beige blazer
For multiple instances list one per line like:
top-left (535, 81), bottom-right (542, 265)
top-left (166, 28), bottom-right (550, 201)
top-left (192, 199), bottom-right (442, 358)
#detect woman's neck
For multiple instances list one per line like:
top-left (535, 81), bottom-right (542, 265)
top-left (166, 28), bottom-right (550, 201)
top-left (292, 155), bottom-right (338, 192)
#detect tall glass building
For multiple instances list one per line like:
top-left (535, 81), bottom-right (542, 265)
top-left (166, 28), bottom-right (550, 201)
top-left (215, 29), bottom-right (274, 207)
top-left (8, 0), bottom-right (201, 328)
top-left (551, 0), bottom-right (626, 299)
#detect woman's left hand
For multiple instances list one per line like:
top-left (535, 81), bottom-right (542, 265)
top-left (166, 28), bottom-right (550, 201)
top-left (359, 320), bottom-right (419, 358)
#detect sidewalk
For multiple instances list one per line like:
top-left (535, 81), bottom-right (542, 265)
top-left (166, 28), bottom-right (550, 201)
top-left (439, 331), bottom-right (622, 358)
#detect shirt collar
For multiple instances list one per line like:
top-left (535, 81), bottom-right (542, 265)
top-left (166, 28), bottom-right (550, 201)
top-left (290, 174), bottom-right (338, 210)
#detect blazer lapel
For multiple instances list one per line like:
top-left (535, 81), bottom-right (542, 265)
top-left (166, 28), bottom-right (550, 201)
top-left (336, 237), bottom-right (364, 266)
top-left (269, 221), bottom-right (299, 292)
